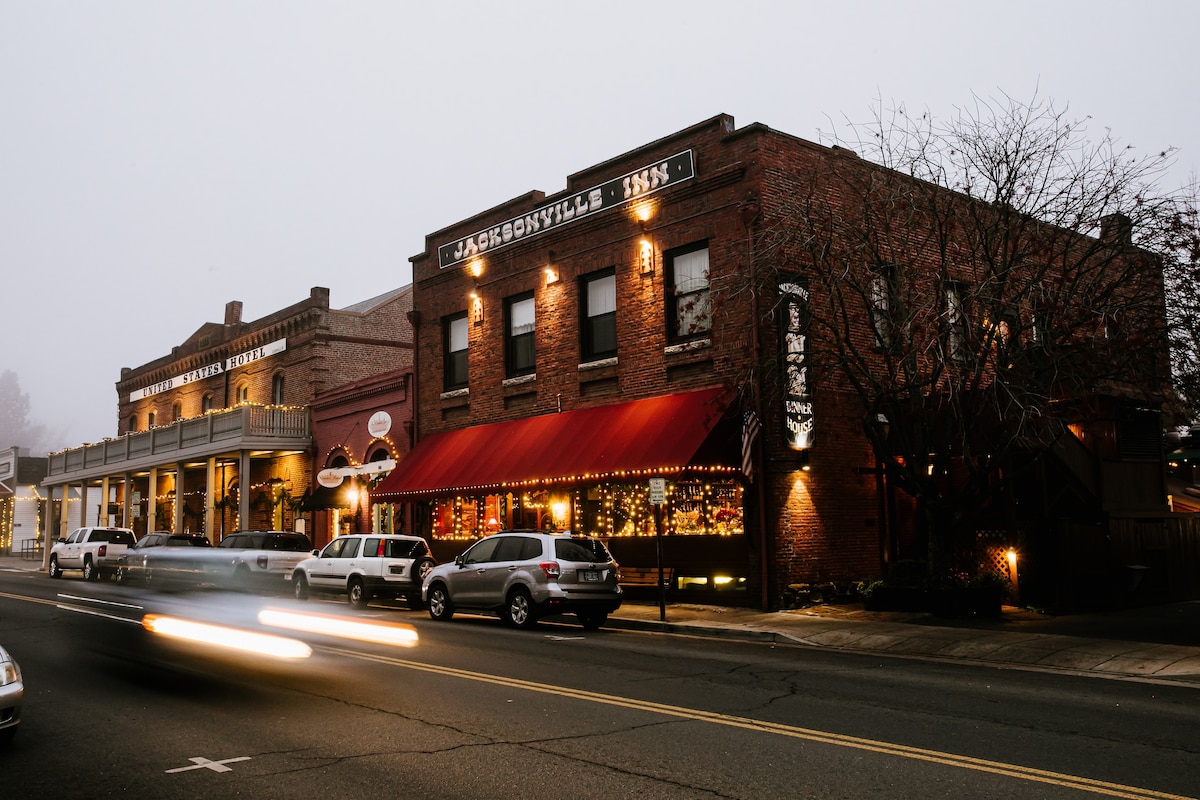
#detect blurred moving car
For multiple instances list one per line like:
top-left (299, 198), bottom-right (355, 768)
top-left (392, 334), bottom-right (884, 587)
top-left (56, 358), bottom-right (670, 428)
top-left (115, 532), bottom-right (213, 585)
top-left (292, 533), bottom-right (436, 608)
top-left (421, 530), bottom-right (621, 630)
top-left (0, 643), bottom-right (22, 745)
top-left (207, 531), bottom-right (313, 591)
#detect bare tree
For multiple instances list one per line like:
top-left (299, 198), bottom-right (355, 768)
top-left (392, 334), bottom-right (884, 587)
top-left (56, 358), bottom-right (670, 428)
top-left (1162, 182), bottom-right (1200, 421)
top-left (750, 93), bottom-right (1194, 576)
top-left (0, 370), bottom-right (57, 453)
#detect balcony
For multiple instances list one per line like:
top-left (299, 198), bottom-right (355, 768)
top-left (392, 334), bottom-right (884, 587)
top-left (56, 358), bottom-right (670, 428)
top-left (45, 405), bottom-right (312, 484)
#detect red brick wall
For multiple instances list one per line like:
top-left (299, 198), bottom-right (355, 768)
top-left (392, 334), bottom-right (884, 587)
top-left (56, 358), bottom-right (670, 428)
top-left (116, 287), bottom-right (414, 433)
top-left (407, 116), bottom-right (889, 598)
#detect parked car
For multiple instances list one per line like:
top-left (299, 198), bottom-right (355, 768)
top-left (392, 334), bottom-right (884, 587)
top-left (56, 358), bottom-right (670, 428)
top-left (114, 532), bottom-right (213, 585)
top-left (291, 533), bottom-right (436, 608)
top-left (0, 643), bottom-right (22, 745)
top-left (48, 526), bottom-right (137, 581)
top-left (207, 530), bottom-right (313, 591)
top-left (421, 530), bottom-right (621, 630)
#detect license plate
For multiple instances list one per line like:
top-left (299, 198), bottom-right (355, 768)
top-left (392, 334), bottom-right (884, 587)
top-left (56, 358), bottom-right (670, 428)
top-left (581, 570), bottom-right (600, 582)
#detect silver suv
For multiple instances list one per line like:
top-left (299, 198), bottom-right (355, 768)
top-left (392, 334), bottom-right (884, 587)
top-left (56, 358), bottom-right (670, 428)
top-left (291, 533), bottom-right (436, 608)
top-left (421, 530), bottom-right (621, 630)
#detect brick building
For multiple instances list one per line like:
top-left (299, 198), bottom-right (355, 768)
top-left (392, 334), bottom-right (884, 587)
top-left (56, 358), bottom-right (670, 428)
top-left (374, 113), bottom-right (1170, 610)
top-left (43, 286), bottom-right (413, 545)
top-left (307, 368), bottom-right (414, 547)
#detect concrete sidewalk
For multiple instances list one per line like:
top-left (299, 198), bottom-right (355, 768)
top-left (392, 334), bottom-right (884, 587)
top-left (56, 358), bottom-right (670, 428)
top-left (608, 599), bottom-right (1200, 683)
top-left (5, 552), bottom-right (1198, 682)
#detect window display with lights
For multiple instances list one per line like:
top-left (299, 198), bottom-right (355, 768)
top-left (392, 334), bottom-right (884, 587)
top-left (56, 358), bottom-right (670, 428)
top-left (425, 478), bottom-right (743, 541)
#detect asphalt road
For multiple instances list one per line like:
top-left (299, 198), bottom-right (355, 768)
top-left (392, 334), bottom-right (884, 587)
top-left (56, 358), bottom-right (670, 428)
top-left (1, 568), bottom-right (1198, 799)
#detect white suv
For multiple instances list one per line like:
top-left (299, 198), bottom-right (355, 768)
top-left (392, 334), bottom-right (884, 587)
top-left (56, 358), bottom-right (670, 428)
top-left (208, 530), bottom-right (313, 591)
top-left (421, 530), bottom-right (621, 630)
top-left (291, 534), bottom-right (436, 609)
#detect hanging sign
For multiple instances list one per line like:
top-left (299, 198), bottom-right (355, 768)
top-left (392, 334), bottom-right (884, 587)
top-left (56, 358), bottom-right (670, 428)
top-left (317, 469), bottom-right (344, 488)
top-left (368, 411), bottom-right (392, 438)
top-left (648, 477), bottom-right (666, 505)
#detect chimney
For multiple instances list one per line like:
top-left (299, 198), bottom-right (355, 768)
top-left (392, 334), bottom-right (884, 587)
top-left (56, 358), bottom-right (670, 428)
top-left (1099, 213), bottom-right (1133, 246)
top-left (224, 300), bottom-right (243, 326)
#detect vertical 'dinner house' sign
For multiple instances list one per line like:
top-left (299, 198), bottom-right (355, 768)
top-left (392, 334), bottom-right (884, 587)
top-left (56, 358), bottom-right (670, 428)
top-left (779, 279), bottom-right (812, 450)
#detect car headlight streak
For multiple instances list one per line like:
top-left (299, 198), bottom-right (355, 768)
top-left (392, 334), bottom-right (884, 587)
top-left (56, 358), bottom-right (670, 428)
top-left (257, 608), bottom-right (419, 648)
top-left (142, 614), bottom-right (312, 660)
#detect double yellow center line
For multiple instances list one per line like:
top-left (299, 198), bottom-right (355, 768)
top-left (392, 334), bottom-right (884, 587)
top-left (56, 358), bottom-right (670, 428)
top-left (334, 646), bottom-right (1195, 800)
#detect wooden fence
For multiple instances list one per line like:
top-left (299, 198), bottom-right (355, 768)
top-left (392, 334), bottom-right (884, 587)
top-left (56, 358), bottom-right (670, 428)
top-left (1054, 515), bottom-right (1200, 609)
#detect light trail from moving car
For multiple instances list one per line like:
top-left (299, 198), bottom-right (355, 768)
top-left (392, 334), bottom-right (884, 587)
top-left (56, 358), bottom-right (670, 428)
top-left (141, 613), bottom-right (313, 659)
top-left (258, 607), bottom-right (419, 647)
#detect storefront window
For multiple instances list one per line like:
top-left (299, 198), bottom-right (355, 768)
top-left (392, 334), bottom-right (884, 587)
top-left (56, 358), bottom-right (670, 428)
top-left (425, 478), bottom-right (743, 542)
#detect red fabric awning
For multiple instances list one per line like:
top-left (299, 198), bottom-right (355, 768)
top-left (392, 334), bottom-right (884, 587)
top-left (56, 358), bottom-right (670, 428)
top-left (372, 387), bottom-right (731, 499)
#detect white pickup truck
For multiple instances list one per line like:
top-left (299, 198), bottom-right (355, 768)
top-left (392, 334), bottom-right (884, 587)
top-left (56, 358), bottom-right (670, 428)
top-left (48, 526), bottom-right (138, 581)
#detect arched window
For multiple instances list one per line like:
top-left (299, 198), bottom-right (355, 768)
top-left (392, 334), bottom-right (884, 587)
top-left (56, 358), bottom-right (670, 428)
top-left (237, 383), bottom-right (249, 404)
top-left (171, 401), bottom-right (183, 422)
top-left (147, 411), bottom-right (156, 428)
top-left (128, 414), bottom-right (138, 432)
top-left (201, 393), bottom-right (213, 413)
top-left (272, 373), bottom-right (285, 405)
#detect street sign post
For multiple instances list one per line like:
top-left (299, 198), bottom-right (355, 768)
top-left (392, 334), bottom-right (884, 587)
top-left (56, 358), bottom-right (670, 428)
top-left (649, 478), bottom-right (667, 621)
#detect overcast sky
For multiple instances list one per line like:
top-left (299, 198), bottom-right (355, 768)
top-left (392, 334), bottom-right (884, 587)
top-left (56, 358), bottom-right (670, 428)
top-left (3, 1), bottom-right (1197, 451)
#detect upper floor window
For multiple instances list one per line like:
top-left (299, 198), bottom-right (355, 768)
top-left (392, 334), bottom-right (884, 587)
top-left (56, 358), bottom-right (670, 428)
top-left (581, 269), bottom-right (617, 362)
top-left (147, 411), bottom-right (157, 428)
top-left (505, 293), bottom-right (536, 378)
top-left (444, 312), bottom-right (469, 390)
top-left (201, 393), bottom-right (214, 413)
top-left (237, 383), bottom-right (249, 404)
top-left (171, 401), bottom-right (183, 422)
top-left (946, 283), bottom-right (967, 363)
top-left (667, 243), bottom-right (711, 341)
top-left (870, 267), bottom-right (897, 351)
top-left (128, 414), bottom-right (137, 432)
top-left (272, 373), bottom-right (285, 405)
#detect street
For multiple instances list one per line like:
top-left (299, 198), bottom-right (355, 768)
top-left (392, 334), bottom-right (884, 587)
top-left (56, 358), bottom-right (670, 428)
top-left (1, 566), bottom-right (1197, 799)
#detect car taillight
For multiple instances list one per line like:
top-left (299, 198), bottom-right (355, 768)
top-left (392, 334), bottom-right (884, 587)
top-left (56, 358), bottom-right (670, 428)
top-left (539, 562), bottom-right (561, 579)
top-left (377, 540), bottom-right (387, 557)
top-left (98, 545), bottom-right (107, 557)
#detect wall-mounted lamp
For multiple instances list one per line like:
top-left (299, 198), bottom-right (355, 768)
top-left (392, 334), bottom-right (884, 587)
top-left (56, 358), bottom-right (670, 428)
top-left (634, 201), bottom-right (656, 230)
top-left (470, 290), bottom-right (483, 324)
top-left (544, 266), bottom-right (559, 284)
top-left (639, 238), bottom-right (655, 275)
top-left (467, 260), bottom-right (484, 279)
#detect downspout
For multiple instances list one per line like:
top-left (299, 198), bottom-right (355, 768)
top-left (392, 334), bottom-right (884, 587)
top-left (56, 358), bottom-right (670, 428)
top-left (405, 308), bottom-right (422, 536)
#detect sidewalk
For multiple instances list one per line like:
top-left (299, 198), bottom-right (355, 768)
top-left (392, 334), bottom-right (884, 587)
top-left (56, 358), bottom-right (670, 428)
top-left (4, 553), bottom-right (1197, 682)
top-left (608, 599), bottom-right (1200, 683)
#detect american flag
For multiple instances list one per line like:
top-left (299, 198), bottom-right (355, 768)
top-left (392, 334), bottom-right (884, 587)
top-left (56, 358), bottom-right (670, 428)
top-left (741, 410), bottom-right (761, 479)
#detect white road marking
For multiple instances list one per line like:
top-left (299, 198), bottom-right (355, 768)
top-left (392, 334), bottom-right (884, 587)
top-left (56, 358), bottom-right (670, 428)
top-left (166, 756), bottom-right (252, 774)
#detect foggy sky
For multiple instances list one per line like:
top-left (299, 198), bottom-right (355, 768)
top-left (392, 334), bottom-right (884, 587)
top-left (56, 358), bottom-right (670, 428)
top-left (3, 0), bottom-right (1197, 451)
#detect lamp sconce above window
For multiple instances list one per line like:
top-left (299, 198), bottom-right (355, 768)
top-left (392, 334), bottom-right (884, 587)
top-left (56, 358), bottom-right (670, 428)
top-left (639, 238), bottom-right (655, 275)
top-left (544, 251), bottom-right (559, 285)
top-left (470, 290), bottom-right (484, 324)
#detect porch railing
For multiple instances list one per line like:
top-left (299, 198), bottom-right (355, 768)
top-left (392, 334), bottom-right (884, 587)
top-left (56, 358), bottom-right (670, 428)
top-left (47, 405), bottom-right (311, 478)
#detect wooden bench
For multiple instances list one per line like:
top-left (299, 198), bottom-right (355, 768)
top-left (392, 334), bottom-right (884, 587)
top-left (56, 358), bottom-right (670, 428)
top-left (619, 566), bottom-right (675, 590)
